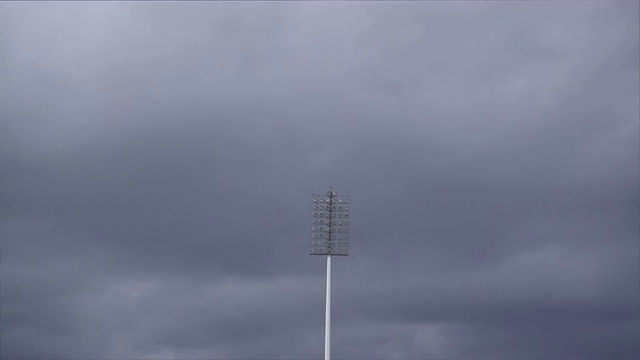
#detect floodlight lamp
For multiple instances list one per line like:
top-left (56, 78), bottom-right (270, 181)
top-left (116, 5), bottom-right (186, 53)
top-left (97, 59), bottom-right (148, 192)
top-left (345, 199), bottom-right (349, 203)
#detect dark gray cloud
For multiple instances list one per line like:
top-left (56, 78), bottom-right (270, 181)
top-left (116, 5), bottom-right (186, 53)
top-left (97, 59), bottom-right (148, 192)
top-left (1, 1), bottom-right (638, 359)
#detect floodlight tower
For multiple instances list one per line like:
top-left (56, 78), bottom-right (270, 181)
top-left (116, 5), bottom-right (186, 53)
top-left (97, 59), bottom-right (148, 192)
top-left (311, 187), bottom-right (350, 360)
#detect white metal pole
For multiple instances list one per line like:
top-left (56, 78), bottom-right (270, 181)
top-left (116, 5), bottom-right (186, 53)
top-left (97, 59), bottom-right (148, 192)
top-left (324, 254), bottom-right (331, 360)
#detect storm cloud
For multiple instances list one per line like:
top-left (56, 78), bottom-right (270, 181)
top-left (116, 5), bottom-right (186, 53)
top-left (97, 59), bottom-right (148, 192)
top-left (1, 1), bottom-right (638, 359)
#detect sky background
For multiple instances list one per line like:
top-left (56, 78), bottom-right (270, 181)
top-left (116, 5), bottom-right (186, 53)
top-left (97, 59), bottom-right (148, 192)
top-left (1, 2), bottom-right (639, 359)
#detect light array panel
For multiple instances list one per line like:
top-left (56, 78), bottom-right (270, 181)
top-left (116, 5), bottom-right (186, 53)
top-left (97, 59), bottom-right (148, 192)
top-left (311, 189), bottom-right (350, 256)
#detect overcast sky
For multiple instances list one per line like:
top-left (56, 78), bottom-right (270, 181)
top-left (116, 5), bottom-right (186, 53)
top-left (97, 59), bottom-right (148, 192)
top-left (1, 2), bottom-right (639, 359)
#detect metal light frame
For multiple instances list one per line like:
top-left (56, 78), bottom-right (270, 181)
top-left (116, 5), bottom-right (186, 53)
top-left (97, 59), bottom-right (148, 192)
top-left (311, 189), bottom-right (350, 256)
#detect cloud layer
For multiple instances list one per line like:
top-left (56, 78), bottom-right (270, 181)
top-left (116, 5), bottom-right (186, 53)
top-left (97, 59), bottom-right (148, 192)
top-left (1, 2), bottom-right (638, 359)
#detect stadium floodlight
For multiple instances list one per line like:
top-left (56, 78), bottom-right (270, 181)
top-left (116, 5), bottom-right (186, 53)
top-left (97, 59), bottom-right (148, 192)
top-left (311, 187), bottom-right (350, 360)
